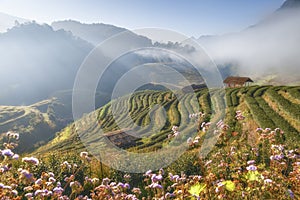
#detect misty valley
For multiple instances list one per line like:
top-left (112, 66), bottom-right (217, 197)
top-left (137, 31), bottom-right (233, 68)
top-left (0, 0), bottom-right (300, 199)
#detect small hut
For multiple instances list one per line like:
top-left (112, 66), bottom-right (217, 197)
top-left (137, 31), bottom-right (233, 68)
top-left (223, 76), bottom-right (253, 88)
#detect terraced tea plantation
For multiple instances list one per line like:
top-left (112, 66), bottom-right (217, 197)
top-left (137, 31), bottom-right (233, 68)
top-left (36, 86), bottom-right (300, 155)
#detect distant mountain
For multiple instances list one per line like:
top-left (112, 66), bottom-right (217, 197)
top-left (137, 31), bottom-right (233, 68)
top-left (0, 12), bottom-right (28, 32)
top-left (0, 22), bottom-right (93, 105)
top-left (50, 21), bottom-right (205, 109)
top-left (135, 83), bottom-right (169, 91)
top-left (0, 19), bottom-right (203, 109)
top-left (280, 0), bottom-right (300, 9)
top-left (51, 20), bottom-right (152, 46)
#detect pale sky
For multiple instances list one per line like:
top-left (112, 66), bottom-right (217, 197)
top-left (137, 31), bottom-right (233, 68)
top-left (0, 0), bottom-right (284, 37)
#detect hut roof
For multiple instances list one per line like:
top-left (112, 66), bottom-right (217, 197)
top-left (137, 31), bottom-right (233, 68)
top-left (223, 76), bottom-right (253, 85)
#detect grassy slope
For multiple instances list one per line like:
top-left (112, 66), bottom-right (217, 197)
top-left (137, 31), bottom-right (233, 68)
top-left (0, 98), bottom-right (72, 152)
top-left (34, 86), bottom-right (300, 156)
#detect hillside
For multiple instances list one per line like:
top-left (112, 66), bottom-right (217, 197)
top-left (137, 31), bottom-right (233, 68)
top-left (0, 22), bottom-right (93, 105)
top-left (0, 98), bottom-right (73, 152)
top-left (280, 0), bottom-right (300, 9)
top-left (0, 12), bottom-right (28, 32)
top-left (35, 86), bottom-right (300, 156)
top-left (0, 20), bottom-right (207, 109)
top-left (52, 20), bottom-right (152, 46)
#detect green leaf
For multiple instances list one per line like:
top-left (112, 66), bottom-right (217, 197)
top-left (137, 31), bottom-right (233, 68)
top-left (246, 171), bottom-right (261, 181)
top-left (188, 183), bottom-right (206, 196)
top-left (222, 180), bottom-right (235, 192)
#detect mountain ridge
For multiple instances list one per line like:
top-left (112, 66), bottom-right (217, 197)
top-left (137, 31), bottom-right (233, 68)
top-left (0, 12), bottom-right (28, 32)
top-left (280, 0), bottom-right (300, 9)
top-left (51, 20), bottom-right (152, 46)
top-left (197, 0), bottom-right (300, 83)
top-left (0, 22), bottom-right (93, 105)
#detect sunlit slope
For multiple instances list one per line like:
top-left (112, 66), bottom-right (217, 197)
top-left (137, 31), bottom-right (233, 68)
top-left (35, 86), bottom-right (300, 155)
top-left (35, 89), bottom-right (211, 154)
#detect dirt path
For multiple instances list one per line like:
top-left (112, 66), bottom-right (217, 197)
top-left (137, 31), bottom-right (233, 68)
top-left (239, 100), bottom-right (259, 147)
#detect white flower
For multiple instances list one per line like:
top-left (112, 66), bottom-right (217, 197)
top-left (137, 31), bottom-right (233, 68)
top-left (12, 154), bottom-right (19, 160)
top-left (13, 133), bottom-right (19, 140)
top-left (92, 178), bottom-right (99, 183)
top-left (25, 193), bottom-right (33, 198)
top-left (6, 131), bottom-right (19, 140)
top-left (264, 179), bottom-right (273, 184)
top-left (173, 131), bottom-right (180, 137)
top-left (187, 137), bottom-right (193, 145)
top-left (6, 131), bottom-right (12, 137)
top-left (205, 160), bottom-right (212, 166)
top-left (193, 139), bottom-right (199, 145)
top-left (80, 151), bottom-right (88, 158)
top-left (172, 126), bottom-right (179, 132)
top-left (12, 190), bottom-right (18, 195)
top-left (48, 172), bottom-right (55, 177)
top-left (247, 160), bottom-right (255, 165)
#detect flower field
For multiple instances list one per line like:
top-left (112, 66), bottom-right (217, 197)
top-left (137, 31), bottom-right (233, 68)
top-left (1, 86), bottom-right (300, 199)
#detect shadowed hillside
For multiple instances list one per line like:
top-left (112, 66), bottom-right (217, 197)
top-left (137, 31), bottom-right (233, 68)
top-left (0, 98), bottom-right (73, 152)
top-left (0, 22), bottom-right (93, 105)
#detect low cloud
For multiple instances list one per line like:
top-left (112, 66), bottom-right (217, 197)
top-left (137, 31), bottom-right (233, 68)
top-left (198, 9), bottom-right (300, 83)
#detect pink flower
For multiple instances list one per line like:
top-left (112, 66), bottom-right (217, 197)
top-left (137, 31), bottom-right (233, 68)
top-left (53, 186), bottom-right (64, 195)
top-left (264, 179), bottom-right (273, 184)
top-left (1, 149), bottom-right (14, 157)
top-left (22, 157), bottom-right (39, 165)
top-left (12, 154), bottom-right (19, 160)
top-left (20, 169), bottom-right (33, 180)
top-left (151, 174), bottom-right (163, 183)
top-left (149, 183), bottom-right (163, 189)
top-left (246, 165), bottom-right (257, 171)
top-left (247, 160), bottom-right (255, 165)
top-left (288, 189), bottom-right (294, 199)
top-left (49, 177), bottom-right (56, 183)
top-left (256, 128), bottom-right (263, 133)
top-left (124, 183), bottom-right (130, 189)
top-left (145, 170), bottom-right (152, 176)
top-left (169, 174), bottom-right (179, 182)
top-left (117, 182), bottom-right (125, 188)
top-left (35, 178), bottom-right (42, 185)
